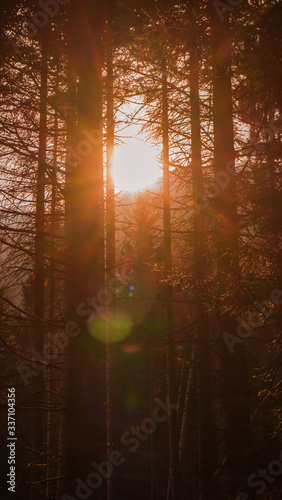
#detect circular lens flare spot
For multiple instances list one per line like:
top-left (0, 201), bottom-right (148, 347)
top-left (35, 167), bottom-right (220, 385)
top-left (88, 312), bottom-right (132, 344)
top-left (122, 343), bottom-right (143, 354)
top-left (126, 392), bottom-right (140, 410)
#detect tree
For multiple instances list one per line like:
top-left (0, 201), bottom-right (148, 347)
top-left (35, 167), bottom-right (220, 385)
top-left (65, 0), bottom-right (106, 494)
top-left (208, 0), bottom-right (251, 482)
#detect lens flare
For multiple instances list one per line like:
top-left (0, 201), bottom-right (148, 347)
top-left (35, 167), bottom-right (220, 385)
top-left (126, 391), bottom-right (140, 410)
top-left (88, 312), bottom-right (132, 344)
top-left (122, 343), bottom-right (143, 354)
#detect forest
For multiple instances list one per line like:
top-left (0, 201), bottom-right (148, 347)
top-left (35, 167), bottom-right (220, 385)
top-left (0, 0), bottom-right (281, 499)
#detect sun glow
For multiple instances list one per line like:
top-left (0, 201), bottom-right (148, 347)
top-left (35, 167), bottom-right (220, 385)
top-left (112, 138), bottom-right (161, 192)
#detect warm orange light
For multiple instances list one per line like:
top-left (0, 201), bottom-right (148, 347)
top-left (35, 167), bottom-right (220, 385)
top-left (112, 138), bottom-right (161, 192)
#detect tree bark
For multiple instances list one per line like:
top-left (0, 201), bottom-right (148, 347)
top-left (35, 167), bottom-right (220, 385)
top-left (105, 5), bottom-right (119, 499)
top-left (66, 1), bottom-right (106, 496)
top-left (209, 0), bottom-right (251, 475)
top-left (162, 54), bottom-right (183, 500)
top-left (31, 32), bottom-right (48, 499)
top-left (179, 342), bottom-right (198, 499)
top-left (190, 44), bottom-right (214, 500)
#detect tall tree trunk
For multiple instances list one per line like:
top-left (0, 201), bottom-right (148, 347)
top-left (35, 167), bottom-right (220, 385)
top-left (162, 54), bottom-right (183, 500)
top-left (179, 342), bottom-right (198, 499)
top-left (265, 109), bottom-right (281, 279)
top-left (190, 44), bottom-right (214, 499)
top-left (62, 44), bottom-right (78, 500)
top-left (31, 33), bottom-right (48, 499)
top-left (46, 58), bottom-right (61, 499)
top-left (105, 5), bottom-right (118, 499)
top-left (209, 0), bottom-right (251, 476)
top-left (66, 1), bottom-right (106, 496)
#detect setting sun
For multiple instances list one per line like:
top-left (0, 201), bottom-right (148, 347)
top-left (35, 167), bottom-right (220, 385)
top-left (112, 138), bottom-right (161, 192)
